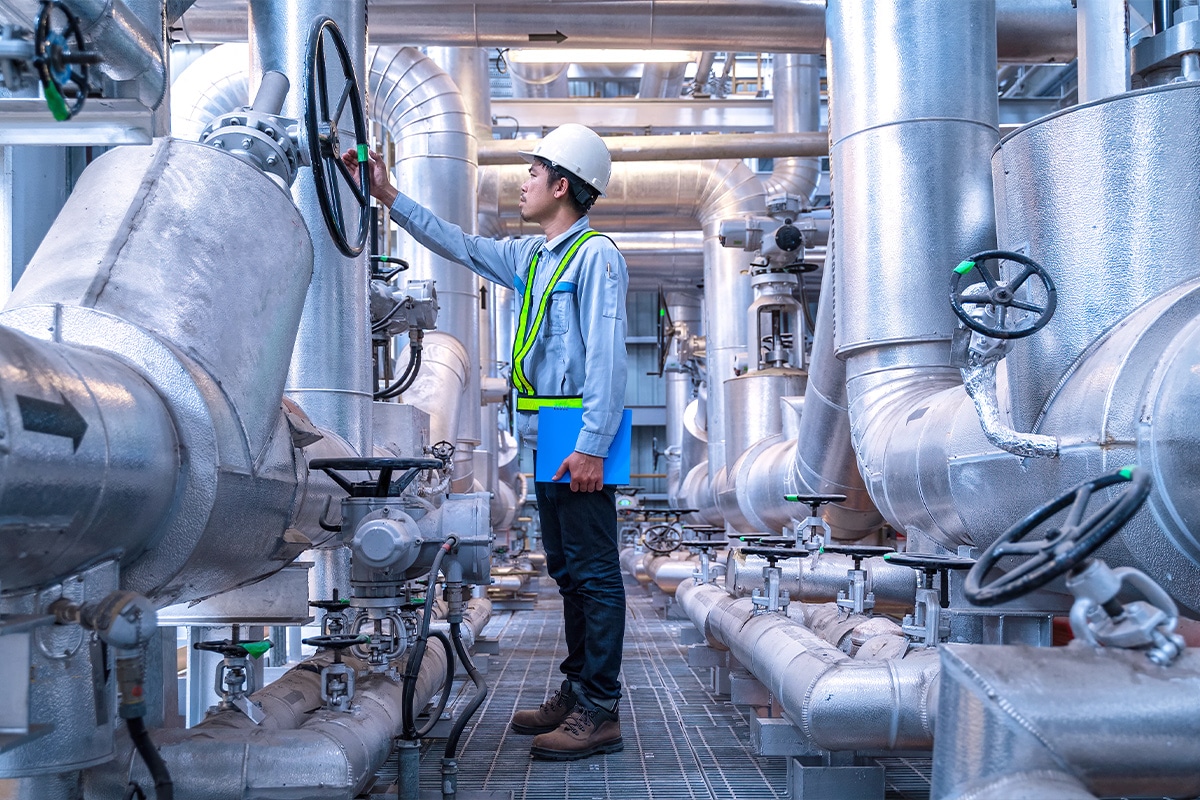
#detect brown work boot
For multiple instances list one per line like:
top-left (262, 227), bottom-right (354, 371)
top-left (510, 680), bottom-right (578, 735)
top-left (529, 703), bottom-right (623, 760)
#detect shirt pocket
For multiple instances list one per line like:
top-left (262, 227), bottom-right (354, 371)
top-left (547, 291), bottom-right (572, 335)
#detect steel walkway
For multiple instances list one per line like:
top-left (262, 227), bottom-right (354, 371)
top-left (418, 576), bottom-right (931, 799)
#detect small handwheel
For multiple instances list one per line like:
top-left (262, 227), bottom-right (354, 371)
top-left (33, 0), bottom-right (99, 121)
top-left (305, 16), bottom-right (370, 258)
top-left (949, 249), bottom-right (1057, 340)
top-left (963, 466), bottom-right (1151, 606)
top-left (302, 634), bottom-right (370, 650)
top-left (642, 524), bottom-right (682, 554)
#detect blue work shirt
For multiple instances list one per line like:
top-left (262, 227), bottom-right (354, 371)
top-left (389, 193), bottom-right (629, 457)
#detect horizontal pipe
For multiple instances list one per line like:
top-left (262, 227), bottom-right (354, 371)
top-left (932, 643), bottom-right (1200, 800)
top-left (479, 131), bottom-right (828, 164)
top-left (677, 579), bottom-right (938, 751)
top-left (177, 0), bottom-right (1076, 62)
top-left (95, 600), bottom-right (492, 798)
top-left (725, 551), bottom-right (917, 614)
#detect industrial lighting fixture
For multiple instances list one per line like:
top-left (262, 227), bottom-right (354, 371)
top-left (506, 49), bottom-right (699, 64)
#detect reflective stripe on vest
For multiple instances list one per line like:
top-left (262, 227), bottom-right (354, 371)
top-left (515, 394), bottom-right (584, 412)
top-left (511, 230), bottom-right (601, 394)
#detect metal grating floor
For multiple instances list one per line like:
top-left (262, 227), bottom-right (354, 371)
top-left (418, 576), bottom-right (930, 799)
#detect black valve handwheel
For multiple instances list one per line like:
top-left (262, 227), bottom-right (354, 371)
top-left (302, 634), bottom-right (370, 650)
top-left (949, 249), bottom-right (1057, 340)
top-left (963, 466), bottom-right (1151, 606)
top-left (193, 639), bottom-right (273, 659)
top-left (740, 546), bottom-right (811, 563)
top-left (679, 540), bottom-right (727, 551)
top-left (311, 456), bottom-right (446, 498)
top-left (33, 0), bottom-right (99, 121)
top-left (305, 16), bottom-right (370, 258)
top-left (642, 524), bottom-right (682, 554)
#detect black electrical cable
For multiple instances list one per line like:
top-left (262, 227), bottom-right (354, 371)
top-left (443, 620), bottom-right (488, 761)
top-left (371, 300), bottom-right (407, 333)
top-left (400, 537), bottom-right (457, 739)
top-left (374, 332), bottom-right (424, 400)
top-left (402, 629), bottom-right (455, 738)
top-left (127, 717), bottom-right (173, 800)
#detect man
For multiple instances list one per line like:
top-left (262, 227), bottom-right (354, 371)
top-left (344, 123), bottom-right (629, 761)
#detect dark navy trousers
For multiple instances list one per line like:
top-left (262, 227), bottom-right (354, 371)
top-left (534, 477), bottom-right (627, 708)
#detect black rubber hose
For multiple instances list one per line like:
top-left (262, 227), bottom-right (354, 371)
top-left (127, 717), bottom-right (173, 800)
top-left (401, 538), bottom-right (456, 738)
top-left (444, 620), bottom-right (488, 760)
top-left (402, 629), bottom-right (455, 739)
top-left (375, 332), bottom-right (424, 400)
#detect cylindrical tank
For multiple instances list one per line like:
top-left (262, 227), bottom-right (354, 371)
top-left (994, 82), bottom-right (1200, 433)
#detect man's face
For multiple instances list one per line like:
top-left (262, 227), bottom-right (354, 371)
top-left (519, 161), bottom-right (564, 224)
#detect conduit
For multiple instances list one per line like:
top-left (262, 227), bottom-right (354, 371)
top-left (478, 131), bottom-right (828, 164)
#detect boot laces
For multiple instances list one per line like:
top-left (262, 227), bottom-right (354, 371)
top-left (541, 689), bottom-right (572, 714)
top-left (563, 705), bottom-right (599, 735)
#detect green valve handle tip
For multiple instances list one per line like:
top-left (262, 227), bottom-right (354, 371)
top-left (240, 641), bottom-right (273, 659)
top-left (953, 260), bottom-right (976, 275)
top-left (43, 82), bottom-right (70, 122)
top-left (1118, 465), bottom-right (1137, 480)
top-left (357, 144), bottom-right (368, 162)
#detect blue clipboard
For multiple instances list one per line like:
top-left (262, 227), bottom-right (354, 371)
top-left (534, 407), bottom-right (632, 484)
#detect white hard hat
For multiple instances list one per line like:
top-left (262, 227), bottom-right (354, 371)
top-left (518, 123), bottom-right (611, 197)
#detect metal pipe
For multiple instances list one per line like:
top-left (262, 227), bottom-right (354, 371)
top-left (250, 0), bottom-right (372, 456)
top-left (479, 131), bottom-right (828, 164)
top-left (762, 53), bottom-right (821, 201)
top-left (690, 51), bottom-right (716, 95)
top-left (825, 0), bottom-right (998, 549)
top-left (639, 62), bottom-right (687, 98)
top-left (1077, 0), bottom-right (1130, 102)
top-left (91, 600), bottom-right (491, 798)
top-left (677, 579), bottom-right (939, 751)
top-left (168, 42), bottom-right (247, 139)
top-left (368, 45), bottom-right (482, 480)
top-left (178, 0), bottom-right (1077, 63)
top-left (399, 332), bottom-right (472, 488)
top-left (1, 138), bottom-right (315, 603)
top-left (931, 643), bottom-right (1200, 800)
top-left (724, 551), bottom-right (916, 614)
top-left (507, 59), bottom-right (569, 98)
top-left (664, 291), bottom-right (702, 501)
top-left (64, 0), bottom-right (166, 108)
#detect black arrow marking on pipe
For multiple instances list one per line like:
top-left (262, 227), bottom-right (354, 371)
top-left (17, 393), bottom-right (87, 452)
top-left (528, 30), bottom-right (568, 44)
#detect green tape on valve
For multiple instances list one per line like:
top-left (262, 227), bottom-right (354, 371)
top-left (953, 260), bottom-right (976, 275)
top-left (357, 144), bottom-right (368, 162)
top-left (1118, 465), bottom-right (1137, 480)
top-left (240, 641), bottom-right (273, 659)
top-left (784, 494), bottom-right (800, 502)
top-left (42, 82), bottom-right (70, 122)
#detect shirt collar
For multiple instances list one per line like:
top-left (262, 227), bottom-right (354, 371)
top-left (543, 215), bottom-right (591, 252)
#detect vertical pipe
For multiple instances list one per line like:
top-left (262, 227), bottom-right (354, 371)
top-left (639, 62), bottom-right (687, 98)
top-left (250, 0), bottom-right (372, 455)
top-left (826, 0), bottom-right (998, 529)
top-left (763, 53), bottom-right (822, 200)
top-left (1077, 0), bottom-right (1130, 103)
top-left (665, 291), bottom-right (701, 502)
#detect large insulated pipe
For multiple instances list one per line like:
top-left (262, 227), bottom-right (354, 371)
top-left (0, 138), bottom-right (316, 603)
top-left (762, 53), bottom-right (821, 200)
top-left (826, 0), bottom-right (999, 547)
top-left (90, 600), bottom-right (491, 798)
top-left (931, 643), bottom-right (1200, 800)
top-left (178, 0), bottom-right (1076, 63)
top-left (64, 0), bottom-right (166, 108)
top-left (169, 42), bottom-right (247, 139)
top-left (677, 579), bottom-right (939, 750)
top-left (368, 45), bottom-right (482, 489)
top-left (614, 232), bottom-right (704, 290)
top-left (250, 0), bottom-right (372, 456)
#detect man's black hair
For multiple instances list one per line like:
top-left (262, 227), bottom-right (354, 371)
top-left (537, 157), bottom-right (599, 215)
